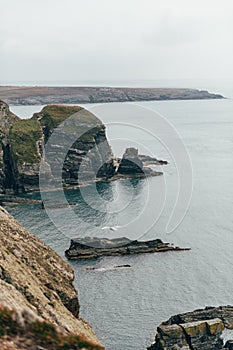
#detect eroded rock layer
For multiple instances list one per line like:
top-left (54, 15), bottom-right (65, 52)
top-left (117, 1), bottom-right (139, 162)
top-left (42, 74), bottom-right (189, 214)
top-left (149, 306), bottom-right (233, 350)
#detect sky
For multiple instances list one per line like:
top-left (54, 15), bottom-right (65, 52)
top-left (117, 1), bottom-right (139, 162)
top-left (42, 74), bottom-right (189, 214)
top-left (1, 0), bottom-right (233, 84)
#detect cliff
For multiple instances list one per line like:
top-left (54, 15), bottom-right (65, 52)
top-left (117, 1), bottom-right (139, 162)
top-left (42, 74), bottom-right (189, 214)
top-left (0, 101), bottom-right (115, 193)
top-left (0, 205), bottom-right (103, 349)
top-left (0, 101), bottom-right (164, 195)
top-left (0, 86), bottom-right (224, 105)
top-left (0, 101), bottom-right (20, 192)
top-left (149, 306), bottom-right (233, 350)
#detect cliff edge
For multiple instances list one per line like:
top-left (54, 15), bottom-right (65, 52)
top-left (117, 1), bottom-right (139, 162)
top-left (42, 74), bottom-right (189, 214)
top-left (0, 206), bottom-right (103, 349)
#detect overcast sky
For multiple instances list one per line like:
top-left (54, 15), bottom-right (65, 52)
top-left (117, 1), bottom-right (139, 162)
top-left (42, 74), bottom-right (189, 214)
top-left (1, 0), bottom-right (233, 84)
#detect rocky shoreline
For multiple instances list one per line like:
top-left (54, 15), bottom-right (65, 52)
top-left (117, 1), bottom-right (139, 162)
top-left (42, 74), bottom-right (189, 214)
top-left (0, 86), bottom-right (224, 105)
top-left (65, 237), bottom-right (190, 260)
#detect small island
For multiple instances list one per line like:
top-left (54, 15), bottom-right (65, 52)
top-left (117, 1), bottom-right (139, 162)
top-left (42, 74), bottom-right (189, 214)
top-left (65, 237), bottom-right (190, 260)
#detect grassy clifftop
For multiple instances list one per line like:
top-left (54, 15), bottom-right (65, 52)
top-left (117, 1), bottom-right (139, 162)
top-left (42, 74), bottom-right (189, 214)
top-left (37, 105), bottom-right (104, 142)
top-left (34, 105), bottom-right (84, 130)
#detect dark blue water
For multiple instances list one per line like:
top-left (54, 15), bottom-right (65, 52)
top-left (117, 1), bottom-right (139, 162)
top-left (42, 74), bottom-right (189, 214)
top-left (8, 98), bottom-right (233, 350)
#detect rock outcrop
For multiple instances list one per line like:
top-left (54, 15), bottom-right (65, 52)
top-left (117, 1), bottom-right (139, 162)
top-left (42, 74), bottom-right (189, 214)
top-left (0, 206), bottom-right (103, 349)
top-left (115, 148), bottom-right (163, 179)
top-left (149, 319), bottom-right (224, 350)
top-left (65, 237), bottom-right (190, 260)
top-left (149, 306), bottom-right (233, 350)
top-left (118, 147), bottom-right (144, 174)
top-left (162, 306), bottom-right (233, 330)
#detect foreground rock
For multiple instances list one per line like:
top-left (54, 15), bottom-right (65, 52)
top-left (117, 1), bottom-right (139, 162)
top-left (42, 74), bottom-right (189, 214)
top-left (149, 306), bottom-right (233, 350)
top-left (0, 86), bottom-right (224, 105)
top-left (65, 237), bottom-right (190, 260)
top-left (149, 319), bottom-right (224, 350)
top-left (0, 206), bottom-right (103, 349)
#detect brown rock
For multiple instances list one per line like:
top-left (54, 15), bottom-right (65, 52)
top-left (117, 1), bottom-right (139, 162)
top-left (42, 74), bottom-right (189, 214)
top-left (0, 206), bottom-right (103, 347)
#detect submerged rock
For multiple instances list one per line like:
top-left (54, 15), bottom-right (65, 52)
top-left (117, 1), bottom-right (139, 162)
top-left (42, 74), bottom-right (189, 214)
top-left (65, 237), bottom-right (190, 260)
top-left (85, 264), bottom-right (132, 271)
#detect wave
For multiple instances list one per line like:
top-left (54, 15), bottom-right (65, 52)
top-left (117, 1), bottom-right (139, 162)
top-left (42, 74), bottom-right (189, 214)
top-left (101, 226), bottom-right (122, 231)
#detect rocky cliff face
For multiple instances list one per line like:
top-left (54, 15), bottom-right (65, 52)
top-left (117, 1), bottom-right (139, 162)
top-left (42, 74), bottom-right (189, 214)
top-left (0, 101), bottom-right (20, 193)
top-left (0, 206), bottom-right (103, 349)
top-left (0, 101), bottom-right (115, 194)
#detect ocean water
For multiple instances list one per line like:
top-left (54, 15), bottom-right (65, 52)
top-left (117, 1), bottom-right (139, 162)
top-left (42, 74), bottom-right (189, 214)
top-left (7, 97), bottom-right (233, 349)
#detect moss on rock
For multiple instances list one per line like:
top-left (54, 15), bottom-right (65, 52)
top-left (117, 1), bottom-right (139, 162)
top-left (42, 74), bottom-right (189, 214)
top-left (9, 119), bottom-right (42, 165)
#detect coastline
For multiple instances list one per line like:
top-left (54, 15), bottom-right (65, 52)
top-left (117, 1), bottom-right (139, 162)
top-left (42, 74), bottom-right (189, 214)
top-left (0, 86), bottom-right (224, 105)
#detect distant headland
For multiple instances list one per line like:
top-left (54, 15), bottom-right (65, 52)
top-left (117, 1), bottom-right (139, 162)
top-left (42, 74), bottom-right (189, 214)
top-left (0, 86), bottom-right (224, 105)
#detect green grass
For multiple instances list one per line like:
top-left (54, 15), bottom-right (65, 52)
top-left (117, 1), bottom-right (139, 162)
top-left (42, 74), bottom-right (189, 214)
top-left (35, 105), bottom-right (103, 143)
top-left (0, 305), bottom-right (104, 349)
top-left (34, 105), bottom-right (85, 129)
top-left (10, 118), bottom-right (42, 165)
top-left (0, 307), bottom-right (17, 336)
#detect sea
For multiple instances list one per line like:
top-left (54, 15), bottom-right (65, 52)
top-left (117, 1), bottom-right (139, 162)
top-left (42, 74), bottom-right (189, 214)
top-left (3, 79), bottom-right (233, 350)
